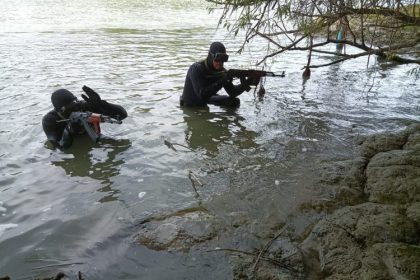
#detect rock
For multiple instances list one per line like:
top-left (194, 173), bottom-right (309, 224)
top-left (405, 123), bottom-right (420, 136)
top-left (352, 123), bottom-right (420, 204)
top-left (301, 202), bottom-right (419, 279)
top-left (131, 122), bottom-right (420, 279)
top-left (361, 243), bottom-right (420, 280)
top-left (267, 237), bottom-right (305, 273)
top-left (406, 202), bottom-right (420, 224)
top-left (365, 149), bottom-right (420, 204)
top-left (404, 128), bottom-right (420, 151)
top-left (135, 211), bottom-right (217, 252)
top-left (352, 204), bottom-right (418, 245)
top-left (227, 237), bottom-right (304, 280)
top-left (357, 132), bottom-right (407, 159)
top-left (342, 156), bottom-right (368, 192)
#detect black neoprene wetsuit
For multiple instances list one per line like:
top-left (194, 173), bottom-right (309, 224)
top-left (42, 100), bottom-right (127, 149)
top-left (180, 60), bottom-right (249, 107)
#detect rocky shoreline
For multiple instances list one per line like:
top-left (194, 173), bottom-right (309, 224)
top-left (3, 123), bottom-right (418, 280)
top-left (136, 122), bottom-right (420, 279)
top-left (300, 122), bottom-right (420, 279)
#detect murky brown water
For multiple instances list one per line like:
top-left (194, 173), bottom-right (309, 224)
top-left (0, 0), bottom-right (419, 279)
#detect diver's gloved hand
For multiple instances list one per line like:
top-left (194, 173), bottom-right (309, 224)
top-left (81, 85), bottom-right (101, 104)
top-left (82, 86), bottom-right (104, 113)
top-left (218, 71), bottom-right (233, 87)
top-left (240, 76), bottom-right (252, 92)
top-left (81, 85), bottom-right (103, 113)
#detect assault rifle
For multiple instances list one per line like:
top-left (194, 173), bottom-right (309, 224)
top-left (226, 69), bottom-right (285, 86)
top-left (62, 112), bottom-right (122, 143)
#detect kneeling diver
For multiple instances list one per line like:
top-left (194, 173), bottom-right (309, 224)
top-left (180, 42), bottom-right (259, 108)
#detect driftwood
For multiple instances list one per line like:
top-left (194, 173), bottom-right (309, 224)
top-left (251, 225), bottom-right (288, 275)
top-left (206, 238), bottom-right (300, 276)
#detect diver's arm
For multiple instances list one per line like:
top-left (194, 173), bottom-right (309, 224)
top-left (223, 77), bottom-right (251, 98)
top-left (81, 85), bottom-right (128, 121)
top-left (57, 123), bottom-right (74, 149)
top-left (188, 64), bottom-right (224, 101)
top-left (98, 101), bottom-right (128, 121)
top-left (42, 112), bottom-right (73, 149)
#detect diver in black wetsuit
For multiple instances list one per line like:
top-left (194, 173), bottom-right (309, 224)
top-left (180, 42), bottom-right (257, 107)
top-left (42, 86), bottom-right (127, 149)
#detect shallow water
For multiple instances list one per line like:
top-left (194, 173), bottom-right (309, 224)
top-left (0, 0), bottom-right (419, 279)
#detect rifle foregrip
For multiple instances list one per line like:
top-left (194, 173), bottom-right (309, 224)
top-left (81, 119), bottom-right (99, 143)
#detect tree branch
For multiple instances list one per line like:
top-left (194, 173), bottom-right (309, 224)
top-left (257, 35), bottom-right (308, 65)
top-left (343, 7), bottom-right (420, 26)
top-left (209, 0), bottom-right (420, 69)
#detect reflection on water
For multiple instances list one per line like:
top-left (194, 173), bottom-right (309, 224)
top-left (182, 106), bottom-right (259, 156)
top-left (50, 136), bottom-right (131, 202)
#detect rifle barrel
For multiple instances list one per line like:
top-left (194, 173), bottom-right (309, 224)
top-left (265, 71), bottom-right (285, 77)
top-left (227, 69), bottom-right (285, 78)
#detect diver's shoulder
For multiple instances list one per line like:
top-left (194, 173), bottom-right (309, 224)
top-left (188, 60), bottom-right (206, 75)
top-left (42, 110), bottom-right (60, 124)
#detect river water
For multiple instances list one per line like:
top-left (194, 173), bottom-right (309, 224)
top-left (0, 0), bottom-right (419, 279)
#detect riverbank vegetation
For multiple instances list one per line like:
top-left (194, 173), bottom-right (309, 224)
top-left (208, 0), bottom-right (420, 72)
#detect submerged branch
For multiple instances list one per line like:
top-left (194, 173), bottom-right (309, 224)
top-left (206, 247), bottom-right (300, 274)
top-left (252, 225), bottom-right (288, 275)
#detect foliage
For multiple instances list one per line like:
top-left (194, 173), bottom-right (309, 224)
top-left (207, 0), bottom-right (420, 69)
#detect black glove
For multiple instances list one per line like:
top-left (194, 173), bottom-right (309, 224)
top-left (218, 71), bottom-right (233, 87)
top-left (81, 85), bottom-right (103, 113)
top-left (240, 76), bottom-right (251, 92)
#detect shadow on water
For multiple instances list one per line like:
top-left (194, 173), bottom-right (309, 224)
top-left (47, 135), bottom-right (131, 203)
top-left (182, 106), bottom-right (259, 157)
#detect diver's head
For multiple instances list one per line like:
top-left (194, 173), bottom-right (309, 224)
top-left (51, 89), bottom-right (77, 113)
top-left (207, 42), bottom-right (229, 71)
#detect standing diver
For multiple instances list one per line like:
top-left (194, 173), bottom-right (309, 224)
top-left (180, 42), bottom-right (259, 107)
top-left (42, 86), bottom-right (127, 149)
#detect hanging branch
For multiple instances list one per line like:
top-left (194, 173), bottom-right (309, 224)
top-left (303, 36), bottom-right (313, 79)
top-left (208, 0), bottom-right (420, 70)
